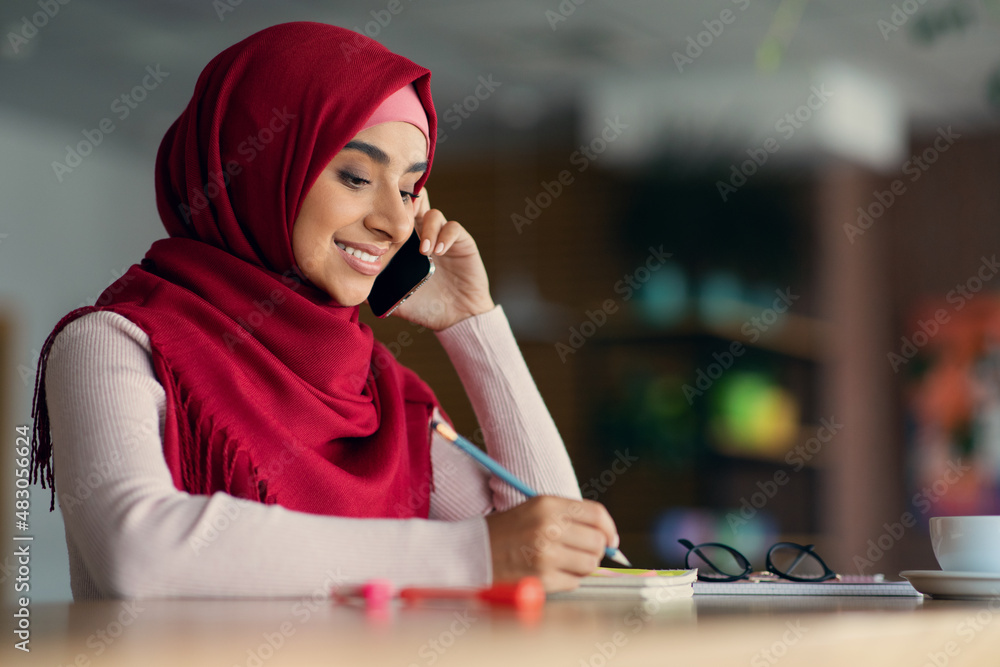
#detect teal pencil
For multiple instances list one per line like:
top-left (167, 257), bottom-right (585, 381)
top-left (430, 418), bottom-right (632, 567)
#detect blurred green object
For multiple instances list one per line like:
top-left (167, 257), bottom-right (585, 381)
top-left (709, 371), bottom-right (799, 455)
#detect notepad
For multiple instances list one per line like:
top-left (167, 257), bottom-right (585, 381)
top-left (693, 578), bottom-right (922, 597)
top-left (548, 567), bottom-right (698, 600)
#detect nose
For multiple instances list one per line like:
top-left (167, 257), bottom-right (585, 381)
top-left (365, 185), bottom-right (414, 245)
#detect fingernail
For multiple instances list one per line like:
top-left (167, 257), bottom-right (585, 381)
top-left (420, 238), bottom-right (431, 254)
top-left (435, 242), bottom-right (445, 255)
top-left (611, 534), bottom-right (620, 549)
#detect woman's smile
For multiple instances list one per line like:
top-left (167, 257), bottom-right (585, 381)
top-left (335, 241), bottom-right (385, 276)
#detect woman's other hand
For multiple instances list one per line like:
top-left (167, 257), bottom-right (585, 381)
top-left (392, 188), bottom-right (495, 330)
top-left (484, 496), bottom-right (620, 592)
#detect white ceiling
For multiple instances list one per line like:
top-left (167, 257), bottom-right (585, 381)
top-left (2, 0), bottom-right (999, 164)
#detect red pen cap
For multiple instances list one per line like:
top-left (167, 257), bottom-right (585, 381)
top-left (479, 577), bottom-right (545, 610)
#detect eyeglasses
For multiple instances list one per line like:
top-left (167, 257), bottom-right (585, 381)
top-left (678, 539), bottom-right (839, 583)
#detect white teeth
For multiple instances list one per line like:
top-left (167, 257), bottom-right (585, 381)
top-left (335, 243), bottom-right (379, 263)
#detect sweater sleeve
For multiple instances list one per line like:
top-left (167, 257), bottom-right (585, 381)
top-left (47, 311), bottom-right (491, 599)
top-left (433, 305), bottom-right (582, 512)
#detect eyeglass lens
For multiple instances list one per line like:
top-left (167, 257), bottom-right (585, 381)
top-left (766, 543), bottom-right (829, 580)
top-left (683, 544), bottom-right (750, 580)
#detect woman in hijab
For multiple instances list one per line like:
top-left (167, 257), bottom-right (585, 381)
top-left (30, 22), bottom-right (619, 599)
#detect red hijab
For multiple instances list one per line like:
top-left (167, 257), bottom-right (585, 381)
top-left (31, 22), bottom-right (442, 519)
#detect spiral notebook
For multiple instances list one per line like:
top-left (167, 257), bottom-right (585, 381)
top-left (693, 576), bottom-right (921, 597)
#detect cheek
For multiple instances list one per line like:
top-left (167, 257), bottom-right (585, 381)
top-left (291, 220), bottom-right (327, 279)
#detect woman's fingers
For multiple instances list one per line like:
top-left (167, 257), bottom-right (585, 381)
top-left (416, 208), bottom-right (443, 254)
top-left (484, 496), bottom-right (621, 592)
top-left (577, 499), bottom-right (620, 550)
top-left (416, 209), bottom-right (469, 257)
top-left (559, 521), bottom-right (612, 562)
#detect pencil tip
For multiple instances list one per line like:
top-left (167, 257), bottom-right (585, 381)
top-left (609, 549), bottom-right (632, 567)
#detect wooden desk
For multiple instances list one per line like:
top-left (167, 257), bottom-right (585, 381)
top-left (5, 594), bottom-right (1000, 666)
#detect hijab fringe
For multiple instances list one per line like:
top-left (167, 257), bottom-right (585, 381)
top-left (30, 307), bottom-right (99, 511)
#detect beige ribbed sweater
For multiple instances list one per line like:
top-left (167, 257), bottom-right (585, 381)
top-left (45, 305), bottom-right (581, 599)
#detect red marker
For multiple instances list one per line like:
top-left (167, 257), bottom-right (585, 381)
top-left (400, 577), bottom-right (545, 611)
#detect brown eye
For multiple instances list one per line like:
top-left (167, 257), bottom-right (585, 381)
top-left (338, 170), bottom-right (369, 188)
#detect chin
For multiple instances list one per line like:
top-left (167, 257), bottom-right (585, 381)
top-left (336, 291), bottom-right (370, 308)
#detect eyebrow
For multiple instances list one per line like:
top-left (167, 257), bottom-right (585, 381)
top-left (342, 140), bottom-right (428, 174)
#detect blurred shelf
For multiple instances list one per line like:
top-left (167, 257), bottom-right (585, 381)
top-left (709, 423), bottom-right (830, 469)
top-left (588, 309), bottom-right (827, 362)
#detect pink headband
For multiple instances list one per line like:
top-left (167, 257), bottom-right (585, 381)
top-left (360, 83), bottom-right (430, 148)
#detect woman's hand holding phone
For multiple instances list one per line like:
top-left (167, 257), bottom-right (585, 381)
top-left (391, 188), bottom-right (495, 330)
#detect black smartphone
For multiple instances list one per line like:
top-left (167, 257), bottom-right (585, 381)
top-left (368, 231), bottom-right (435, 318)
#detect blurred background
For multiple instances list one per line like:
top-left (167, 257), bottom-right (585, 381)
top-left (3, 0), bottom-right (1000, 601)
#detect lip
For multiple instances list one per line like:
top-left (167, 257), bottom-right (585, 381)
top-left (334, 240), bottom-right (389, 257)
top-left (336, 243), bottom-right (383, 276)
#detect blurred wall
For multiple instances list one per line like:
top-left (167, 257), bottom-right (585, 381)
top-left (0, 108), bottom-right (162, 602)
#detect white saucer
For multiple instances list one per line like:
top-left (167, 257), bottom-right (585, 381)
top-left (900, 570), bottom-right (1000, 600)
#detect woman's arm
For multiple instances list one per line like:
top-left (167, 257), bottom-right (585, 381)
top-left (437, 306), bottom-right (581, 511)
top-left (47, 311), bottom-right (491, 598)
top-left (429, 305), bottom-right (618, 590)
top-left (430, 305), bottom-right (582, 514)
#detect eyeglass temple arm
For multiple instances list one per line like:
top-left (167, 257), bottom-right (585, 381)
top-left (679, 539), bottom-right (748, 574)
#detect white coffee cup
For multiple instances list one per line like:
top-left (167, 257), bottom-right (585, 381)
top-left (930, 516), bottom-right (1000, 573)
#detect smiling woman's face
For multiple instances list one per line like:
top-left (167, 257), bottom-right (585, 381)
top-left (292, 121), bottom-right (428, 306)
